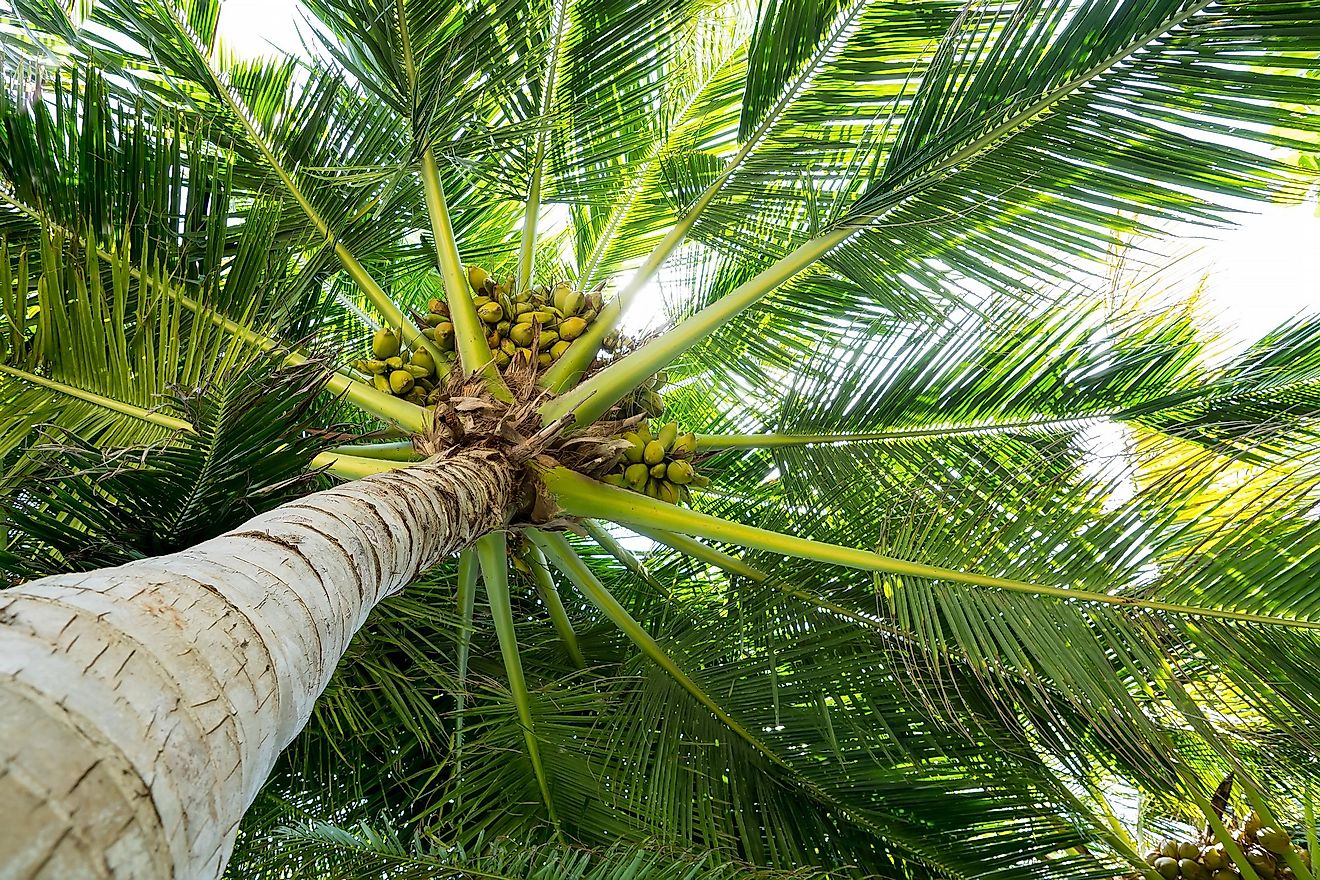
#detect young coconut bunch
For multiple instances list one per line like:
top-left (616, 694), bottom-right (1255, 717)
top-left (1144, 811), bottom-right (1313, 880)
top-left (6, 1), bottom-right (1320, 878)
top-left (600, 420), bottom-right (708, 504)
top-left (357, 266), bottom-right (607, 403)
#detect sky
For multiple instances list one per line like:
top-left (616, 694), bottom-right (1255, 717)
top-left (1194, 201), bottom-right (1320, 348)
top-left (216, 0), bottom-right (1320, 350)
top-left (217, 0), bottom-right (306, 59)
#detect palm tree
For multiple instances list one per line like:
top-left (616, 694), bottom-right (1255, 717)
top-left (2, 0), bottom-right (1320, 876)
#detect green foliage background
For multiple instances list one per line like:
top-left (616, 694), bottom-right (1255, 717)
top-left (1, 0), bottom-right (1320, 877)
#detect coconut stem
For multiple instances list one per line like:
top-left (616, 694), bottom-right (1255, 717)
top-left (476, 532), bottom-right (559, 823)
top-left (420, 150), bottom-right (511, 400)
top-left (540, 110), bottom-right (786, 394)
top-left (540, 227), bottom-right (853, 427)
top-left (523, 542), bottom-right (586, 668)
top-left (526, 528), bottom-right (781, 765)
top-left (0, 365), bottom-right (195, 433)
top-left (541, 466), bottom-right (1320, 631)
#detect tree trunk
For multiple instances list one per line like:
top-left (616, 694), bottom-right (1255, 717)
top-left (0, 450), bottom-right (514, 880)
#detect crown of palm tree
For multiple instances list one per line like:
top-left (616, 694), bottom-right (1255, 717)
top-left (2, 0), bottom-right (1320, 876)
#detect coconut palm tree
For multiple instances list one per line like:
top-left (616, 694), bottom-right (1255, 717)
top-left (2, 0), bottom-right (1320, 877)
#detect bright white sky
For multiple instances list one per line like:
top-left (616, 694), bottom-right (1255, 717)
top-left (216, 0), bottom-right (1320, 350)
top-left (218, 0), bottom-right (306, 57)
top-left (1195, 201), bottom-right (1319, 347)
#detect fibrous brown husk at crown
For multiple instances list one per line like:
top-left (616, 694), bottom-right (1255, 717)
top-left (409, 353), bottom-right (642, 474)
top-left (391, 357), bottom-right (643, 526)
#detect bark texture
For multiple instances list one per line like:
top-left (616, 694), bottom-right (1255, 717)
top-left (0, 451), bottom-right (514, 880)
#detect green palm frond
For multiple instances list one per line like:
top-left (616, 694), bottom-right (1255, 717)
top-left (667, 386), bottom-right (1320, 821)
top-left (554, 0), bottom-right (1320, 416)
top-left (237, 822), bottom-right (838, 880)
top-left (0, 66), bottom-right (230, 255)
top-left (1130, 315), bottom-right (1320, 462)
top-left (807, 0), bottom-right (1317, 309)
top-left (251, 539), bottom-right (1128, 878)
top-left (4, 1), bottom-right (1320, 878)
top-left (571, 6), bottom-right (750, 286)
top-left (0, 357), bottom-right (333, 580)
top-left (0, 230), bottom-right (217, 491)
top-left (674, 282), bottom-right (1319, 470)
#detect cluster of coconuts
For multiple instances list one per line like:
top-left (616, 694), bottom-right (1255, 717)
top-left (619, 370), bottom-right (667, 420)
top-left (352, 267), bottom-right (603, 400)
top-left (1145, 815), bottom-right (1310, 879)
top-left (420, 266), bottom-right (602, 371)
top-left (353, 327), bottom-right (443, 405)
top-left (601, 421), bottom-right (708, 505)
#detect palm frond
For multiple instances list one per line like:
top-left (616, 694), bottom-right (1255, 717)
top-left (4, 3), bottom-right (1320, 879)
top-left (0, 228), bottom-right (240, 493)
top-left (238, 822), bottom-right (837, 879)
top-left (1, 357), bottom-right (332, 580)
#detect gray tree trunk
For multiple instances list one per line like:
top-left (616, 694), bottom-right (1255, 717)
top-left (0, 451), bottom-right (514, 879)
